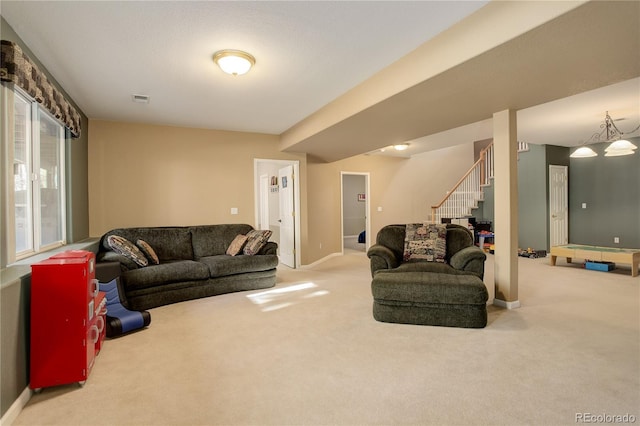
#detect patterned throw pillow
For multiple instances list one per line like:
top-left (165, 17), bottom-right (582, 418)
top-left (226, 234), bottom-right (249, 256)
top-left (107, 235), bottom-right (149, 267)
top-left (136, 239), bottom-right (160, 265)
top-left (243, 229), bottom-right (272, 256)
top-left (403, 223), bottom-right (447, 263)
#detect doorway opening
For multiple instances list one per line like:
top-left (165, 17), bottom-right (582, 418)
top-left (254, 159), bottom-right (301, 268)
top-left (341, 172), bottom-right (370, 254)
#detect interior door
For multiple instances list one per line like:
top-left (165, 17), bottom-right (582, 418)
top-left (549, 165), bottom-right (568, 247)
top-left (278, 165), bottom-right (295, 268)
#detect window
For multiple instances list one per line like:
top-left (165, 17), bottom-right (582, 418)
top-left (11, 88), bottom-right (66, 260)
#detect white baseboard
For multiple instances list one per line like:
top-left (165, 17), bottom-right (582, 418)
top-left (1, 386), bottom-right (31, 426)
top-left (493, 298), bottom-right (521, 309)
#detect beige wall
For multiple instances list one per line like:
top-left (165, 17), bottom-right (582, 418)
top-left (89, 120), bottom-right (473, 265)
top-left (88, 120), bottom-right (306, 235)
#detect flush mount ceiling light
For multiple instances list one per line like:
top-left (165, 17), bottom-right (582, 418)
top-left (573, 111), bottom-right (639, 158)
top-left (213, 49), bottom-right (255, 76)
top-left (393, 143), bottom-right (410, 151)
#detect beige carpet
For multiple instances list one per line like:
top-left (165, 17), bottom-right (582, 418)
top-left (13, 253), bottom-right (639, 426)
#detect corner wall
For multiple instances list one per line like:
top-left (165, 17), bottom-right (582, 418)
top-left (305, 144), bottom-right (474, 263)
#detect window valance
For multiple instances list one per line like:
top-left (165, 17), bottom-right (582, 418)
top-left (1, 40), bottom-right (81, 138)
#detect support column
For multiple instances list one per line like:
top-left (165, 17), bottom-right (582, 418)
top-left (493, 110), bottom-right (520, 309)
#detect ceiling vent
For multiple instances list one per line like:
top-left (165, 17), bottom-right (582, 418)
top-left (131, 94), bottom-right (150, 103)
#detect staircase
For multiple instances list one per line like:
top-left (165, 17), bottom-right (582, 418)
top-left (430, 141), bottom-right (528, 223)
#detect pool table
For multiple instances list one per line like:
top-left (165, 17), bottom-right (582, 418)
top-left (550, 244), bottom-right (640, 277)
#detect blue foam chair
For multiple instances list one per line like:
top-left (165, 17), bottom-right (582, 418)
top-left (99, 278), bottom-right (151, 337)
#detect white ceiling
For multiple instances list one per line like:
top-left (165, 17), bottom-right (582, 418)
top-left (2, 1), bottom-right (639, 158)
top-left (1, 1), bottom-right (487, 133)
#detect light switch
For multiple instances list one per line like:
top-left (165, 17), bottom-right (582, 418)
top-left (377, 206), bottom-right (383, 212)
top-left (582, 203), bottom-right (587, 209)
top-left (231, 207), bottom-right (238, 215)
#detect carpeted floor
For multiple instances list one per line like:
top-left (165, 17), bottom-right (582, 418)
top-left (13, 253), bottom-right (639, 425)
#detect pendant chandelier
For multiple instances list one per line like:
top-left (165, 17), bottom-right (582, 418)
top-left (571, 111), bottom-right (639, 158)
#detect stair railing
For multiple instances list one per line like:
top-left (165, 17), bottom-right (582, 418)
top-left (431, 142), bottom-right (493, 224)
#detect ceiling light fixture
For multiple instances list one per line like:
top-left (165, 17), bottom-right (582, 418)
top-left (604, 149), bottom-right (636, 157)
top-left (573, 111), bottom-right (639, 158)
top-left (393, 143), bottom-right (409, 151)
top-left (213, 49), bottom-right (255, 76)
top-left (605, 139), bottom-right (638, 153)
top-left (570, 146), bottom-right (598, 158)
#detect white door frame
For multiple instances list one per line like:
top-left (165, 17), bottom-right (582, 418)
top-left (340, 171), bottom-right (371, 253)
top-left (259, 174), bottom-right (270, 230)
top-left (254, 159), bottom-right (301, 268)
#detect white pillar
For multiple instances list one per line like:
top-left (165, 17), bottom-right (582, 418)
top-left (493, 110), bottom-right (520, 309)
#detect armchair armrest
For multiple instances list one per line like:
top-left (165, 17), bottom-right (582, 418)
top-left (367, 244), bottom-right (400, 277)
top-left (450, 246), bottom-right (487, 279)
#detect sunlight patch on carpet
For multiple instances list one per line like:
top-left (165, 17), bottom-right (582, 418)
top-left (246, 282), bottom-right (329, 311)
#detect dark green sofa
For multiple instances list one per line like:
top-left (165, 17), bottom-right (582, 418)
top-left (97, 224), bottom-right (278, 310)
top-left (367, 224), bottom-right (488, 328)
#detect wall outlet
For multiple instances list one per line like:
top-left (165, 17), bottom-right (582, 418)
top-left (377, 206), bottom-right (383, 212)
top-left (230, 207), bottom-right (238, 215)
top-left (614, 237), bottom-right (620, 244)
top-left (319, 243), bottom-right (322, 249)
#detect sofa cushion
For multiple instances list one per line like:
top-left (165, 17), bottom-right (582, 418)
top-left (136, 239), bottom-right (160, 265)
top-left (191, 224), bottom-right (254, 258)
top-left (107, 235), bottom-right (148, 267)
top-left (403, 223), bottom-right (446, 263)
top-left (243, 229), bottom-right (273, 255)
top-left (226, 234), bottom-right (248, 256)
top-left (122, 260), bottom-right (210, 290)
top-left (199, 254), bottom-right (278, 278)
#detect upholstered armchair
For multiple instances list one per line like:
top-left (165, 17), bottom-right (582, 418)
top-left (367, 223), bottom-right (489, 328)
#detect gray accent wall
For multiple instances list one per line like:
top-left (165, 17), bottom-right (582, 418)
top-left (473, 141), bottom-right (638, 250)
top-left (1, 18), bottom-right (90, 418)
top-left (0, 271), bottom-right (31, 419)
top-left (518, 144), bottom-right (548, 251)
top-left (569, 138), bottom-right (640, 248)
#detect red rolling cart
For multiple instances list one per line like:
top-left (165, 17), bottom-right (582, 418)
top-left (30, 250), bottom-right (106, 390)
